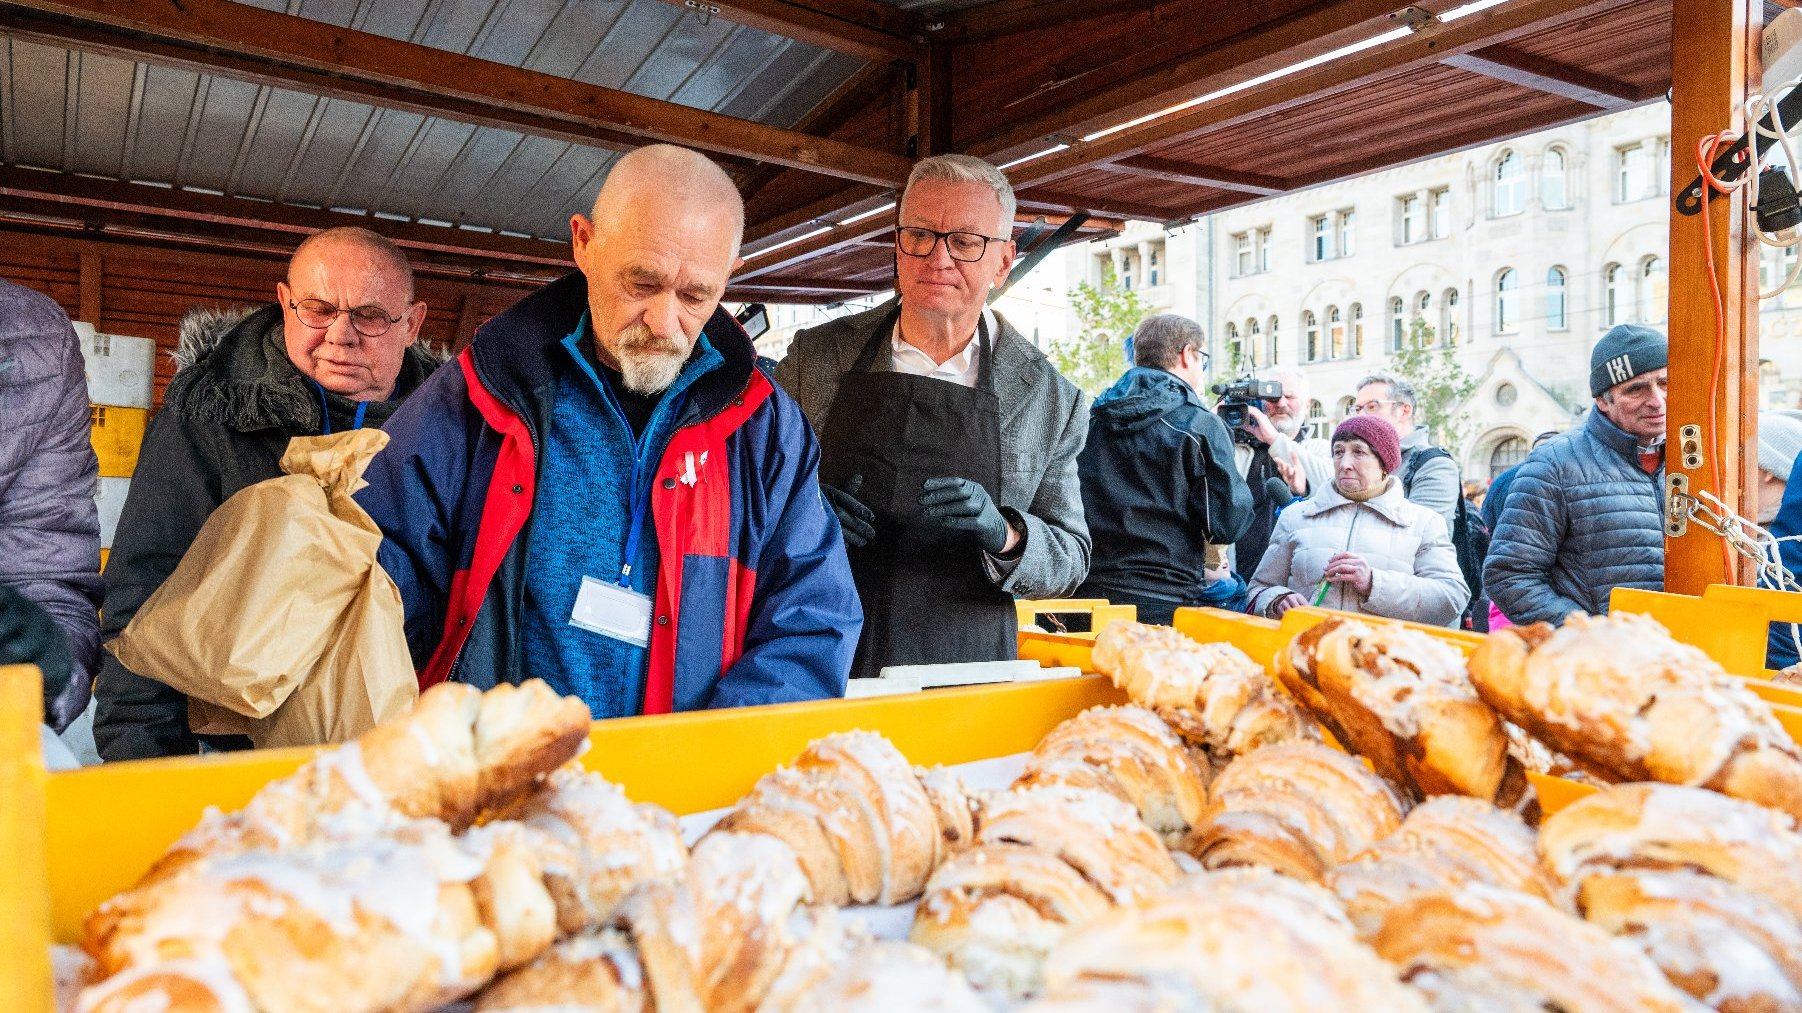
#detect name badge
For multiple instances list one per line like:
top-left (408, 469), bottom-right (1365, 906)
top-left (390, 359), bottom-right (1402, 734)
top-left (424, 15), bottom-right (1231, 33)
top-left (570, 576), bottom-right (653, 648)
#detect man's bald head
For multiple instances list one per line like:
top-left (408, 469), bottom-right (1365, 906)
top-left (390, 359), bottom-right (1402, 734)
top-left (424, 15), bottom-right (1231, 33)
top-left (289, 227), bottom-right (415, 301)
top-left (590, 144), bottom-right (744, 252)
top-left (570, 145), bottom-right (746, 395)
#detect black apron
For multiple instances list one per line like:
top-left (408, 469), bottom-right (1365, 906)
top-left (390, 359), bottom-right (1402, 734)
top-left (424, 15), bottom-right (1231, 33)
top-left (818, 306), bottom-right (1015, 680)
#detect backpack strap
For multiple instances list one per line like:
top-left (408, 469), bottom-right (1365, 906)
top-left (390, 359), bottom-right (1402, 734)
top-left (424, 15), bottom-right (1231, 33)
top-left (1400, 445), bottom-right (1453, 495)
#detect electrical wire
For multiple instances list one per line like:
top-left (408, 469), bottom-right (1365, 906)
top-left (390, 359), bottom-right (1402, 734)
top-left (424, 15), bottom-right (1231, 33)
top-left (1696, 130), bottom-right (1743, 579)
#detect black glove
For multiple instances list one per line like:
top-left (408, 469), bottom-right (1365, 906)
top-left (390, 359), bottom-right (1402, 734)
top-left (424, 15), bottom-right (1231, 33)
top-left (0, 585), bottom-right (72, 722)
top-left (918, 476), bottom-right (1013, 554)
top-left (822, 474), bottom-right (876, 549)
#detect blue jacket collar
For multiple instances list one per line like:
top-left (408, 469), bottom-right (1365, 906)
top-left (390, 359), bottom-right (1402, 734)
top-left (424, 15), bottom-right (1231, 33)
top-left (1584, 405), bottom-right (1655, 461)
top-left (468, 271), bottom-right (756, 429)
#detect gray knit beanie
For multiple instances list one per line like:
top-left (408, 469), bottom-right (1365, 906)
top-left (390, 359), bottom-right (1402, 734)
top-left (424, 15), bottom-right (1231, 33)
top-left (1590, 324), bottom-right (1668, 397)
top-left (1759, 411), bottom-right (1802, 482)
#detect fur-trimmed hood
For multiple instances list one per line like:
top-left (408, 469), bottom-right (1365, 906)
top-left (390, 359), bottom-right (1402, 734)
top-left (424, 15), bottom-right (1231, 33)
top-left (164, 302), bottom-right (443, 433)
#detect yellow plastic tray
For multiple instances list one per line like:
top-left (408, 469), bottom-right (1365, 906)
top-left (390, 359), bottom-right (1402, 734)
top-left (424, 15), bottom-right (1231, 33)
top-left (88, 404), bottom-right (146, 480)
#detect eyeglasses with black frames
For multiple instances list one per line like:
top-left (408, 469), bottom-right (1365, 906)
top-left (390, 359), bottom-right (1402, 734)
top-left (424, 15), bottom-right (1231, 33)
top-left (895, 226), bottom-right (1006, 263)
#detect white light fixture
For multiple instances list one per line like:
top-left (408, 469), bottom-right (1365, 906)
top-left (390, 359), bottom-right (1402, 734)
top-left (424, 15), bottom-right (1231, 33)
top-left (999, 144), bottom-right (1070, 170)
top-left (741, 225), bottom-right (832, 261)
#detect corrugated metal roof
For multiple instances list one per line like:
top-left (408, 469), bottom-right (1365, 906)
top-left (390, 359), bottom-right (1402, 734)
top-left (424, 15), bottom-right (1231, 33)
top-left (0, 0), bottom-right (862, 242)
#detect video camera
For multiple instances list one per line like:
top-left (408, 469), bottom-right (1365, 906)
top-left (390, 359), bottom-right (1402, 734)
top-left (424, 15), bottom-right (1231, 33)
top-left (1211, 377), bottom-right (1285, 442)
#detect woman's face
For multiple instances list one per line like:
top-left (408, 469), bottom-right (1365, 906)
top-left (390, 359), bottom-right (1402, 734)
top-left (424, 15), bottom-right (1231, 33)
top-left (1333, 438), bottom-right (1386, 496)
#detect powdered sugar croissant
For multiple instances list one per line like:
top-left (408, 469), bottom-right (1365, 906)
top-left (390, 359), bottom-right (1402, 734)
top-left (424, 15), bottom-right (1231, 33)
top-left (146, 679), bottom-right (592, 885)
top-left (1327, 795), bottom-right (1551, 939)
top-left (1013, 704), bottom-right (1210, 845)
top-left (706, 731), bottom-right (973, 906)
top-left (1279, 617), bottom-right (1538, 819)
top-left (1091, 621), bottom-right (1319, 759)
top-left (1470, 611), bottom-right (1802, 820)
top-left (1181, 740), bottom-right (1404, 882)
top-left (1371, 883), bottom-right (1702, 1013)
top-left (1039, 869), bottom-right (1430, 1012)
top-left (911, 784), bottom-right (1178, 998)
top-left (81, 818), bottom-right (566, 1013)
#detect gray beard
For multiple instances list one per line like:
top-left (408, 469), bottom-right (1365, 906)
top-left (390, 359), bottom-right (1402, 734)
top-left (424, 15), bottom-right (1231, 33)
top-left (1274, 416), bottom-right (1303, 438)
top-left (619, 351), bottom-right (685, 395)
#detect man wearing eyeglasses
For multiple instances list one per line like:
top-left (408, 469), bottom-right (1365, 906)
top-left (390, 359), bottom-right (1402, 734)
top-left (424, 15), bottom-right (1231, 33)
top-left (775, 154), bottom-right (1090, 679)
top-left (93, 226), bottom-right (439, 760)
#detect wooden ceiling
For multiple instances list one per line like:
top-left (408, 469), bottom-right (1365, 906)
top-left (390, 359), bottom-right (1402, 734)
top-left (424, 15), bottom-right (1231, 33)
top-left (0, 0), bottom-right (1682, 303)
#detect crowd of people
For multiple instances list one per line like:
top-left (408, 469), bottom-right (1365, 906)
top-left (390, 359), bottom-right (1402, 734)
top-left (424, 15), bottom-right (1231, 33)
top-left (0, 143), bottom-right (1785, 765)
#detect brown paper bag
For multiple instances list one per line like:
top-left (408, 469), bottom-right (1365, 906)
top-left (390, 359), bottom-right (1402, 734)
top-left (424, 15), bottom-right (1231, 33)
top-left (111, 428), bottom-right (417, 748)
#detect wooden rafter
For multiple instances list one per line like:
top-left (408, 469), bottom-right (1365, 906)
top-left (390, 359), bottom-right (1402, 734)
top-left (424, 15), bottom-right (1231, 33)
top-left (1108, 156), bottom-right (1289, 195)
top-left (928, 0), bottom-right (1168, 44)
top-left (1009, 0), bottom-right (1637, 190)
top-left (735, 220), bottom-right (894, 281)
top-left (739, 62), bottom-right (905, 203)
top-left (964, 0), bottom-right (1415, 161)
top-left (0, 166), bottom-right (575, 268)
top-left (641, 0), bottom-right (922, 62)
top-left (1443, 44), bottom-right (1648, 108)
top-left (0, 0), bottom-right (914, 186)
top-left (1015, 191), bottom-right (1183, 223)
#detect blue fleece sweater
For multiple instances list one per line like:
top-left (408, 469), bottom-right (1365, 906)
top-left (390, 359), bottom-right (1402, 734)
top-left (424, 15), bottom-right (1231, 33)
top-left (520, 316), bottom-right (722, 716)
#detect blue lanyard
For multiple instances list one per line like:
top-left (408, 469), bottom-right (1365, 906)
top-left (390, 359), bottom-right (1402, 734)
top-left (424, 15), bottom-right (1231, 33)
top-left (560, 330), bottom-right (662, 590)
top-left (314, 382), bottom-right (370, 435)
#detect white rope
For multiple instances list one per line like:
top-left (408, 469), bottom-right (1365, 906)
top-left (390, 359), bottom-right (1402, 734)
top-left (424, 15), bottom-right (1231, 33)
top-left (1690, 489), bottom-right (1802, 660)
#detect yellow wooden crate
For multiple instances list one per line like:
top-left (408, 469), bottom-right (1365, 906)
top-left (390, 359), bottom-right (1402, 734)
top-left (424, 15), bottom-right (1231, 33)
top-left (87, 404), bottom-right (147, 479)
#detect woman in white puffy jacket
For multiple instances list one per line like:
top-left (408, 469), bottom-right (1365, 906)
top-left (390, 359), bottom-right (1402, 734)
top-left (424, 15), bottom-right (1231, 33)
top-left (1247, 415), bottom-right (1469, 627)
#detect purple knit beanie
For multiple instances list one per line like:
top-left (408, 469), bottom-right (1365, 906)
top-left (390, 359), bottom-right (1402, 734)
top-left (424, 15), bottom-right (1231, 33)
top-left (1331, 415), bottom-right (1403, 474)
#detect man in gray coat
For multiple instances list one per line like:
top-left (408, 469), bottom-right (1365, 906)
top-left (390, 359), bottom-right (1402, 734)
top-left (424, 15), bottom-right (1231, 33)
top-left (0, 278), bottom-right (102, 731)
top-left (1351, 371), bottom-right (1459, 528)
top-left (1485, 324), bottom-right (1668, 625)
top-left (774, 154), bottom-right (1088, 679)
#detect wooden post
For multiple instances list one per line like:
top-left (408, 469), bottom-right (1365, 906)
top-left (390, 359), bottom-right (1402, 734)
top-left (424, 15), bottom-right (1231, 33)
top-left (77, 250), bottom-right (101, 325)
top-left (1665, 0), bottom-right (1762, 592)
top-left (454, 293), bottom-right (483, 354)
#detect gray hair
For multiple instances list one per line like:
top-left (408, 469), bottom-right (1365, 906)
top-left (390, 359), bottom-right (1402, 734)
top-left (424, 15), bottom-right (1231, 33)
top-left (1355, 370), bottom-right (1418, 409)
top-left (1132, 314), bottom-right (1204, 370)
top-left (1257, 366), bottom-right (1307, 399)
top-left (904, 154), bottom-right (1016, 236)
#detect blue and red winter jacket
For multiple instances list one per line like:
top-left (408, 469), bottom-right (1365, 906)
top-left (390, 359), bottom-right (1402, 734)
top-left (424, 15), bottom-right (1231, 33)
top-left (355, 272), bottom-right (860, 713)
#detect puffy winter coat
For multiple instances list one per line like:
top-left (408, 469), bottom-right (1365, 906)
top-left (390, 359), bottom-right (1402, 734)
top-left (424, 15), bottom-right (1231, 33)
top-left (1484, 408), bottom-right (1663, 627)
top-left (93, 305), bottom-right (441, 761)
top-left (1075, 366), bottom-right (1251, 606)
top-left (1247, 476), bottom-right (1469, 627)
top-left (0, 278), bottom-right (102, 729)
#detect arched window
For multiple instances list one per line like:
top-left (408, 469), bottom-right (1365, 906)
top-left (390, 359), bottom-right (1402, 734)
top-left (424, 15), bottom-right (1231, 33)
top-left (1309, 399), bottom-right (1326, 423)
top-left (1225, 322), bottom-right (1241, 367)
top-left (1247, 318), bottom-right (1262, 367)
top-left (1640, 256), bottom-right (1667, 324)
top-left (1148, 248), bottom-right (1160, 287)
top-left (1121, 256), bottom-right (1134, 290)
top-left (1495, 269), bottom-right (1519, 333)
top-left (1267, 315), bottom-right (1280, 365)
top-left (1350, 303), bottom-right (1365, 357)
top-left (1414, 291), bottom-right (1431, 347)
top-left (1604, 263), bottom-right (1623, 327)
top-left (1337, 395), bottom-right (1356, 419)
top-left (1489, 436), bottom-right (1529, 478)
top-left (1303, 310), bottom-right (1320, 362)
top-left (1546, 267), bottom-right (1568, 330)
top-left (1389, 297), bottom-right (1405, 352)
top-left (1541, 147), bottom-right (1568, 209)
top-left (1494, 150), bottom-right (1526, 216)
top-left (1329, 306), bottom-right (1346, 360)
top-left (1441, 288), bottom-right (1460, 346)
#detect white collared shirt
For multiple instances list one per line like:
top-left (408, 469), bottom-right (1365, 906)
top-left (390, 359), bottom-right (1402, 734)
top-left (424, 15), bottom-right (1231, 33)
top-left (888, 308), bottom-right (997, 388)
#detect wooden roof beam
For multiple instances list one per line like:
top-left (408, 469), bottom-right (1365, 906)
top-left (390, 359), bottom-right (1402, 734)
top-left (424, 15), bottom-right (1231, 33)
top-left (641, 0), bottom-right (923, 62)
top-left (1015, 191), bottom-right (1182, 223)
top-left (928, 0), bottom-right (1168, 44)
top-left (0, 0), bottom-right (914, 187)
top-left (1443, 44), bottom-right (1647, 108)
top-left (724, 277), bottom-right (891, 293)
top-left (1109, 156), bottom-right (1289, 195)
top-left (965, 0), bottom-right (1417, 162)
top-left (1009, 0), bottom-right (1641, 189)
top-left (734, 220), bottom-right (893, 281)
top-left (0, 166), bottom-right (576, 268)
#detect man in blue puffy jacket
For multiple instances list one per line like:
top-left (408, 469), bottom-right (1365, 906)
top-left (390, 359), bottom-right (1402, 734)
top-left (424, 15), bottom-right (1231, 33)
top-left (1485, 324), bottom-right (1668, 626)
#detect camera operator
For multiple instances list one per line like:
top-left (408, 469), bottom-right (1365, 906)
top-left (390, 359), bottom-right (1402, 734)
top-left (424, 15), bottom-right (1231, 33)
top-left (1075, 315), bottom-right (1252, 624)
top-left (1227, 368), bottom-right (1332, 579)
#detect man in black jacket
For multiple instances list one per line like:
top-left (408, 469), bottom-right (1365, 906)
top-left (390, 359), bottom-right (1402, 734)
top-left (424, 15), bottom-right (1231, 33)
top-left (1075, 314), bottom-right (1253, 623)
top-left (93, 227), bottom-right (441, 761)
